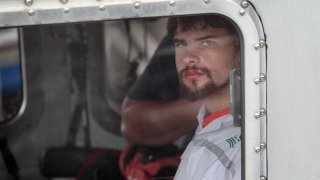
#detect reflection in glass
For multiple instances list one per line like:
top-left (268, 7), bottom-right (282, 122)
top-left (0, 29), bottom-right (22, 124)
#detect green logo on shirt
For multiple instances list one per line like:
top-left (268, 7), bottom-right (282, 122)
top-left (225, 135), bottom-right (240, 148)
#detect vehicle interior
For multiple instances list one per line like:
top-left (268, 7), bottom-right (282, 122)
top-left (0, 17), bottom-right (187, 180)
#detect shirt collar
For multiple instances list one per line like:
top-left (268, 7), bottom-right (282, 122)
top-left (197, 105), bottom-right (232, 130)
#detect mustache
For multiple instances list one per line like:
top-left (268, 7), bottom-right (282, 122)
top-left (179, 66), bottom-right (211, 78)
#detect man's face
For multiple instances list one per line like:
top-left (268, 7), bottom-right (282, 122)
top-left (174, 26), bottom-right (240, 101)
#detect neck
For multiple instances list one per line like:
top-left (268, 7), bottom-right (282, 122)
top-left (202, 86), bottom-right (230, 114)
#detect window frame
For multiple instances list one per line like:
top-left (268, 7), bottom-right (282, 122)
top-left (0, 0), bottom-right (267, 179)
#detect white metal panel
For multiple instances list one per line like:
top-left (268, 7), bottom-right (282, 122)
top-left (254, 0), bottom-right (320, 179)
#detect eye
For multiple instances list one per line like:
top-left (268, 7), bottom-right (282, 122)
top-left (174, 42), bottom-right (187, 48)
top-left (201, 40), bottom-right (214, 47)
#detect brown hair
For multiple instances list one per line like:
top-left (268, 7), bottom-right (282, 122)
top-left (167, 15), bottom-right (240, 51)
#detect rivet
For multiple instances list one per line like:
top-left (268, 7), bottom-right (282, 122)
top-left (260, 176), bottom-right (268, 180)
top-left (254, 74), bottom-right (266, 84)
top-left (259, 40), bottom-right (266, 48)
top-left (169, 0), bottom-right (176, 6)
top-left (256, 143), bottom-right (266, 152)
top-left (99, 5), bottom-right (105, 11)
top-left (64, 7), bottom-right (70, 13)
top-left (28, 10), bottom-right (35, 16)
top-left (240, 1), bottom-right (249, 8)
top-left (204, 0), bottom-right (210, 4)
top-left (255, 146), bottom-right (261, 152)
top-left (255, 108), bottom-right (267, 118)
top-left (254, 78), bottom-right (260, 84)
top-left (259, 73), bottom-right (267, 82)
top-left (260, 108), bottom-right (266, 117)
top-left (255, 142), bottom-right (266, 153)
top-left (239, 9), bottom-right (246, 16)
top-left (60, 0), bottom-right (68, 4)
top-left (134, 1), bottom-right (141, 9)
top-left (255, 39), bottom-right (266, 49)
top-left (254, 112), bottom-right (260, 119)
top-left (24, 0), bottom-right (33, 6)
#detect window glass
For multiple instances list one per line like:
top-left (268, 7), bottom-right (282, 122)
top-left (0, 15), bottom-right (243, 180)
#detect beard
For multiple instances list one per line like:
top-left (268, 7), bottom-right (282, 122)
top-left (179, 66), bottom-right (229, 102)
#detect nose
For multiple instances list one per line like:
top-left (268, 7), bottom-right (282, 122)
top-left (182, 49), bottom-right (199, 66)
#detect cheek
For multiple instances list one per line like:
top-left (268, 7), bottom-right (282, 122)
top-left (215, 51), bottom-right (239, 67)
top-left (204, 56), bottom-right (233, 76)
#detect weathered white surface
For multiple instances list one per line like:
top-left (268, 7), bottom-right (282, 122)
top-left (255, 0), bottom-right (320, 179)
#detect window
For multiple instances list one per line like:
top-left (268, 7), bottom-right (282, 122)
top-left (0, 1), bottom-right (266, 180)
top-left (0, 28), bottom-right (25, 125)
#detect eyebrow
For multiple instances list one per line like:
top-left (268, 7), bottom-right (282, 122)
top-left (173, 38), bottom-right (185, 44)
top-left (173, 35), bottom-right (218, 43)
top-left (195, 35), bottom-right (218, 41)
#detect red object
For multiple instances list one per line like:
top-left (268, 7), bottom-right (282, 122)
top-left (75, 149), bottom-right (106, 180)
top-left (119, 145), bottom-right (181, 180)
top-left (202, 108), bottom-right (230, 128)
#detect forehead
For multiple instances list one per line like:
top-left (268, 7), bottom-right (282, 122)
top-left (174, 26), bottom-right (231, 40)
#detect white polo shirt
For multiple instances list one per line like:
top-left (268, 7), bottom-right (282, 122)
top-left (174, 106), bottom-right (241, 180)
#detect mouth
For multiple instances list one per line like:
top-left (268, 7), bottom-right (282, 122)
top-left (183, 69), bottom-right (204, 79)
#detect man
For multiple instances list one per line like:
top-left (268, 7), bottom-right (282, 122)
top-left (167, 15), bottom-right (241, 180)
top-left (120, 32), bottom-right (202, 179)
top-left (121, 35), bottom-right (201, 146)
